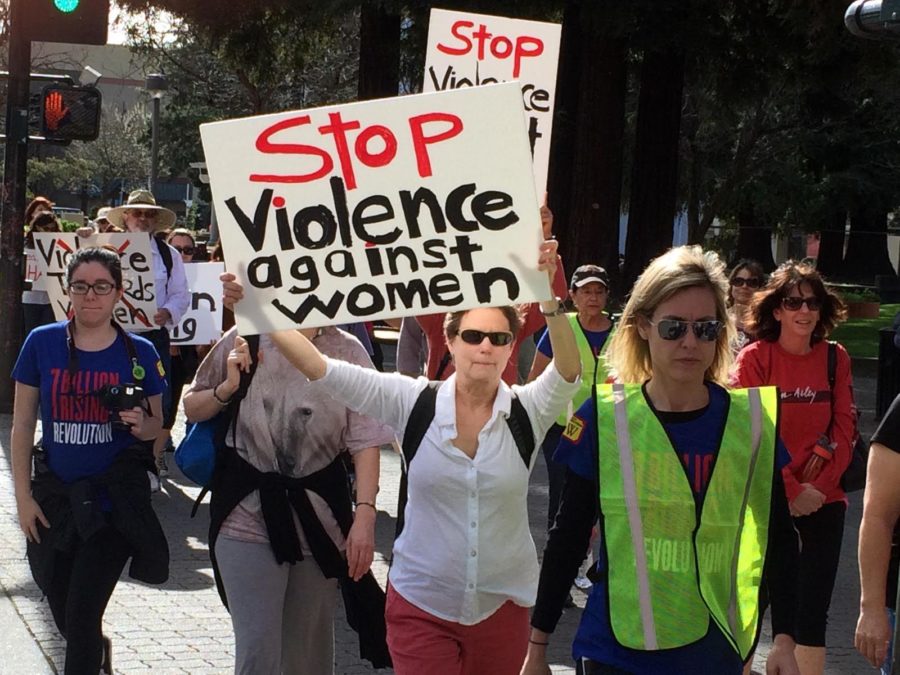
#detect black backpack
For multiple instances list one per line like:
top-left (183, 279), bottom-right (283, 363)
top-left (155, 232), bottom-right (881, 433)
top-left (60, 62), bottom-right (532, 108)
top-left (394, 382), bottom-right (535, 540)
top-left (154, 234), bottom-right (173, 281)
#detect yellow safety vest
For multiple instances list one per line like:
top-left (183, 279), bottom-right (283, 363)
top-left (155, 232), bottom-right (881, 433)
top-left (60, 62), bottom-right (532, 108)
top-left (556, 313), bottom-right (613, 426)
top-left (595, 383), bottom-right (777, 660)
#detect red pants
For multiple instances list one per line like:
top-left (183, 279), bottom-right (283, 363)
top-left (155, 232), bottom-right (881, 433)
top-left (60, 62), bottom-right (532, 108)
top-left (385, 584), bottom-right (529, 675)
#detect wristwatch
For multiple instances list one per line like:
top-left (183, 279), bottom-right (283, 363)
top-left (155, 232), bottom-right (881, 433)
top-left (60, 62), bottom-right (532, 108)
top-left (540, 298), bottom-right (567, 317)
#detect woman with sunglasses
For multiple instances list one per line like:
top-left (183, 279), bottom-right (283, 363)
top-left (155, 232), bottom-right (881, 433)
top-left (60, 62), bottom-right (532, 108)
top-left (728, 259), bottom-right (766, 352)
top-left (10, 246), bottom-right (168, 674)
top-left (733, 261), bottom-right (852, 675)
top-left (521, 245), bottom-right (800, 675)
top-left (221, 238), bottom-right (581, 674)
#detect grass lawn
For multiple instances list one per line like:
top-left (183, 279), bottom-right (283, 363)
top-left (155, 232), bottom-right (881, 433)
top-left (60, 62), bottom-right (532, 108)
top-left (830, 303), bottom-right (899, 359)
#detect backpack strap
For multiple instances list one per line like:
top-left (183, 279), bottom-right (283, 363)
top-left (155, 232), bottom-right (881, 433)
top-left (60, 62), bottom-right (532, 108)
top-left (393, 382), bottom-right (535, 543)
top-left (154, 234), bottom-right (173, 281)
top-left (507, 394), bottom-right (536, 468)
top-left (192, 334), bottom-right (261, 516)
top-left (395, 382), bottom-right (440, 541)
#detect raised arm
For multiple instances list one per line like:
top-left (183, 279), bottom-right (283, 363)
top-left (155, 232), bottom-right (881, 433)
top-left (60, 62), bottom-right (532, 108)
top-left (538, 240), bottom-right (579, 383)
top-left (269, 330), bottom-right (327, 380)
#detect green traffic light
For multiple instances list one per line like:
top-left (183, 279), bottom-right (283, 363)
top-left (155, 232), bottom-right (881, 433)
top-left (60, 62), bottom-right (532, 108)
top-left (54, 0), bottom-right (80, 12)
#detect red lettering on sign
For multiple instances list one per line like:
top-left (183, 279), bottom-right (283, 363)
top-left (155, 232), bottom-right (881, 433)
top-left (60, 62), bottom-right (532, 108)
top-left (436, 20), bottom-right (545, 78)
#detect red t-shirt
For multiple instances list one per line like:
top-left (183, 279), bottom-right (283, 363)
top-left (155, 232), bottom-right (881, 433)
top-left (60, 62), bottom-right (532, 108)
top-left (732, 339), bottom-right (855, 503)
top-left (415, 259), bottom-right (568, 385)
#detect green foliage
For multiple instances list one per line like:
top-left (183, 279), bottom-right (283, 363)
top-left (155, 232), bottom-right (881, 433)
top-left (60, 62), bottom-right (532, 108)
top-left (122, 7), bottom-right (360, 179)
top-left (830, 303), bottom-right (898, 358)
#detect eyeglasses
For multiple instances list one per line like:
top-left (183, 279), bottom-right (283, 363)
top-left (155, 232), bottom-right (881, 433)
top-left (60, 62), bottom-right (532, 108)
top-left (650, 319), bottom-right (723, 342)
top-left (781, 296), bottom-right (822, 311)
top-left (459, 329), bottom-right (514, 346)
top-left (68, 280), bottom-right (116, 296)
top-left (730, 277), bottom-right (761, 289)
top-left (172, 245), bottom-right (195, 255)
top-left (127, 209), bottom-right (158, 219)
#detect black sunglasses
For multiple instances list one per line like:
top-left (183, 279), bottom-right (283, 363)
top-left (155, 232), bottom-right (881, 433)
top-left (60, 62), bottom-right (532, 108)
top-left (650, 319), bottom-right (723, 342)
top-left (172, 245), bottom-right (195, 255)
top-left (459, 329), bottom-right (514, 346)
top-left (781, 296), bottom-right (822, 312)
top-left (730, 277), bottom-right (761, 289)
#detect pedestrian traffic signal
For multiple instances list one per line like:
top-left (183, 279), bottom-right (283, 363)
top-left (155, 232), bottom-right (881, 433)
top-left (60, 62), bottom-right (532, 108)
top-left (22, 0), bottom-right (110, 46)
top-left (40, 85), bottom-right (102, 141)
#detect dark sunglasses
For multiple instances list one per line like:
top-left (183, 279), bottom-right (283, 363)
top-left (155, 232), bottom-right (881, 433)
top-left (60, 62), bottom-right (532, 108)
top-left (128, 209), bottom-right (158, 219)
top-left (730, 277), bottom-right (761, 289)
top-left (459, 329), bottom-right (514, 346)
top-left (172, 245), bottom-right (195, 255)
top-left (781, 296), bottom-right (822, 311)
top-left (650, 319), bottom-right (723, 342)
top-left (68, 280), bottom-right (116, 296)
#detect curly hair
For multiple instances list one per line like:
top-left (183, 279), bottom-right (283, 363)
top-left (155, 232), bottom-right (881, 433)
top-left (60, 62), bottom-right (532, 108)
top-left (727, 259), bottom-right (766, 308)
top-left (746, 261), bottom-right (847, 344)
top-left (605, 245), bottom-right (734, 385)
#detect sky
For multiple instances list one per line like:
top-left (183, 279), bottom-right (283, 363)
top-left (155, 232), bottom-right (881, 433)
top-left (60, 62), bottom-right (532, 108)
top-left (107, 2), bottom-right (177, 45)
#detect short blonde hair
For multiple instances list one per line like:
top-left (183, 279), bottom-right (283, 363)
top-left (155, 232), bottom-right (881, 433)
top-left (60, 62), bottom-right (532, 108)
top-left (606, 245), bottom-right (734, 385)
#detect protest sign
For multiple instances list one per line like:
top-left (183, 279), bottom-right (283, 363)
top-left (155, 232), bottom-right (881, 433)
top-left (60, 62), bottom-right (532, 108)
top-left (25, 250), bottom-right (46, 291)
top-left (423, 8), bottom-right (561, 197)
top-left (33, 232), bottom-right (158, 331)
top-left (170, 263), bottom-right (225, 345)
top-left (200, 82), bottom-right (548, 334)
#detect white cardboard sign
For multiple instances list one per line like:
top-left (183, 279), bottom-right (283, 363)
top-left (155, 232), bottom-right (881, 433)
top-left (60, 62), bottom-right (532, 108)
top-left (423, 8), bottom-right (561, 197)
top-left (170, 263), bottom-right (225, 345)
top-left (25, 250), bottom-right (46, 291)
top-left (200, 82), bottom-right (549, 335)
top-left (33, 232), bottom-right (158, 331)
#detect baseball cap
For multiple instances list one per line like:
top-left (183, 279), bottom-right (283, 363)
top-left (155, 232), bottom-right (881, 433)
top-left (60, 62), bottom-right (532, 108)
top-left (570, 264), bottom-right (610, 290)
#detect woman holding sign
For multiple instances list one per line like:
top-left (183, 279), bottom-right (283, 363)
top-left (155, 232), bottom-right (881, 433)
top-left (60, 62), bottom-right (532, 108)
top-left (10, 246), bottom-right (168, 674)
top-left (222, 237), bottom-right (581, 675)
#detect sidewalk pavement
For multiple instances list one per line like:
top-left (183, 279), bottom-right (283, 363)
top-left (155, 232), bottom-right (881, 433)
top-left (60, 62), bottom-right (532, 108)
top-left (0, 358), bottom-right (883, 673)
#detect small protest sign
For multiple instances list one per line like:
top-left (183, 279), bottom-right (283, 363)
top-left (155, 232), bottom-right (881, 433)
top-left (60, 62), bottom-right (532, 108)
top-left (170, 263), bottom-right (225, 345)
top-left (423, 8), bottom-right (561, 197)
top-left (200, 82), bottom-right (548, 335)
top-left (33, 232), bottom-right (158, 331)
top-left (25, 250), bottom-right (46, 291)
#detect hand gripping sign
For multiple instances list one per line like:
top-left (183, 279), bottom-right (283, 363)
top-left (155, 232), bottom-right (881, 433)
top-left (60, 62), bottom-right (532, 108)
top-left (424, 8), bottom-right (561, 198)
top-left (32, 232), bottom-right (158, 331)
top-left (200, 82), bottom-right (549, 335)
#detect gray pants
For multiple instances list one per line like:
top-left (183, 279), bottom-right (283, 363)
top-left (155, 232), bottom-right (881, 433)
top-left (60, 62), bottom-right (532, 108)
top-left (215, 536), bottom-right (338, 675)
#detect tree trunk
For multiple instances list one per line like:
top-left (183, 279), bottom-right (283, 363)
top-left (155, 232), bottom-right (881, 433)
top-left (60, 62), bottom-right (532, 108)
top-left (550, 2), bottom-right (626, 295)
top-left (842, 203), bottom-right (896, 284)
top-left (357, 2), bottom-right (400, 101)
top-left (623, 48), bottom-right (685, 290)
top-left (813, 207), bottom-right (846, 278)
top-left (734, 202), bottom-right (775, 270)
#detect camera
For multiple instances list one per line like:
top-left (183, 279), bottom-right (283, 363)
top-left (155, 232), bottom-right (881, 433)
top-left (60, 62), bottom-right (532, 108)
top-left (97, 383), bottom-right (144, 431)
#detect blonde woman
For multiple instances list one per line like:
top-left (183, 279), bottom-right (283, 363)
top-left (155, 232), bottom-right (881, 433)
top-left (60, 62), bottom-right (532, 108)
top-left (521, 246), bottom-right (800, 675)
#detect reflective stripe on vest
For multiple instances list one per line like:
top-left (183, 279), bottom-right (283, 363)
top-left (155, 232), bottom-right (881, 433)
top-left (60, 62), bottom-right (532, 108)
top-left (596, 383), bottom-right (777, 658)
top-left (557, 313), bottom-right (612, 425)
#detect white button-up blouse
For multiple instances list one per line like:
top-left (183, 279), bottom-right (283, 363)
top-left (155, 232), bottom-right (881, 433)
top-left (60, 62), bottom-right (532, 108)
top-left (320, 357), bottom-right (580, 625)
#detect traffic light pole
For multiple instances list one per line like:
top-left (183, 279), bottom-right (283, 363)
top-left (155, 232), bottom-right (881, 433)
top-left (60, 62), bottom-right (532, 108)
top-left (0, 0), bottom-right (31, 413)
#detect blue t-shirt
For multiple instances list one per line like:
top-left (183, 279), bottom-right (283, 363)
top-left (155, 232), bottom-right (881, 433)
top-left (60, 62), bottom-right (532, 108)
top-left (537, 320), bottom-right (610, 360)
top-left (557, 382), bottom-right (790, 674)
top-left (13, 322), bottom-right (166, 482)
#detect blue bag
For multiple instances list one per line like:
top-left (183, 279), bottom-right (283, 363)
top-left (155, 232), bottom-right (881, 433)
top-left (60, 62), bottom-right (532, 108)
top-left (174, 335), bottom-right (260, 488)
top-left (174, 416), bottom-right (223, 487)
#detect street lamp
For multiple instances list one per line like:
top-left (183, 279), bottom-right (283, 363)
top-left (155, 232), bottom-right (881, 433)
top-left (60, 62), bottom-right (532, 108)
top-left (145, 73), bottom-right (168, 193)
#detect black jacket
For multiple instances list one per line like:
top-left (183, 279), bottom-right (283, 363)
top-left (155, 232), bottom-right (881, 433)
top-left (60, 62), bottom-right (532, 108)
top-left (27, 444), bottom-right (169, 593)
top-left (209, 447), bottom-right (391, 669)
